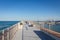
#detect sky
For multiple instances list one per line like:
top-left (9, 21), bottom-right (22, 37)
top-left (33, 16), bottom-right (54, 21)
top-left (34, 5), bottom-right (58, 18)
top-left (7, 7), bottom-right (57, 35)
top-left (0, 0), bottom-right (60, 21)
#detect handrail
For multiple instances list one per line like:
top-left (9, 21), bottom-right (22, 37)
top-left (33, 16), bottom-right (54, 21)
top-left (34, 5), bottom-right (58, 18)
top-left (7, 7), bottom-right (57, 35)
top-left (0, 22), bottom-right (19, 40)
top-left (40, 27), bottom-right (60, 38)
top-left (34, 21), bottom-right (60, 38)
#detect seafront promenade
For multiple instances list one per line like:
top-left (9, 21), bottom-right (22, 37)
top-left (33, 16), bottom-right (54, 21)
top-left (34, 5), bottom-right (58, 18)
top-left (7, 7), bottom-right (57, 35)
top-left (0, 21), bottom-right (60, 40)
top-left (11, 21), bottom-right (59, 40)
top-left (11, 22), bottom-right (41, 40)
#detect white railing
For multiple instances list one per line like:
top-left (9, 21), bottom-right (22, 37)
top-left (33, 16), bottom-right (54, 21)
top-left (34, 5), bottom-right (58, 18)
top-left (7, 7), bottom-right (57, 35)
top-left (0, 22), bottom-right (20, 40)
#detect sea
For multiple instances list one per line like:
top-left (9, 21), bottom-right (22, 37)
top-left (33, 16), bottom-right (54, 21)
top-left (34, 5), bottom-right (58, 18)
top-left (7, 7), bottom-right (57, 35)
top-left (0, 21), bottom-right (19, 30)
top-left (44, 24), bottom-right (60, 33)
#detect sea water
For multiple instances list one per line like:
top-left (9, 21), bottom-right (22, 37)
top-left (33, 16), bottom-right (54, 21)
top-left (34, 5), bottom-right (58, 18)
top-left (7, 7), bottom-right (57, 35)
top-left (0, 21), bottom-right (19, 30)
top-left (44, 24), bottom-right (60, 33)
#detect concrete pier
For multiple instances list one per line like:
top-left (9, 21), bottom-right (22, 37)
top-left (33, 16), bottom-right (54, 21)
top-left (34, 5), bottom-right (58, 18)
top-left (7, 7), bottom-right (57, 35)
top-left (1, 21), bottom-right (60, 40)
top-left (11, 22), bottom-right (41, 40)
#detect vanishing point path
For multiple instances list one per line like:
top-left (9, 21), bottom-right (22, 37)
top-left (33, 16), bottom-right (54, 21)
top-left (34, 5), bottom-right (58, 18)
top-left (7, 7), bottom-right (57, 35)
top-left (11, 23), bottom-right (41, 40)
top-left (11, 23), bottom-right (55, 40)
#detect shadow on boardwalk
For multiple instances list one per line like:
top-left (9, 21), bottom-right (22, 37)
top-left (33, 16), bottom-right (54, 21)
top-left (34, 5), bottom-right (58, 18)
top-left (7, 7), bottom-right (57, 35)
top-left (34, 31), bottom-right (56, 40)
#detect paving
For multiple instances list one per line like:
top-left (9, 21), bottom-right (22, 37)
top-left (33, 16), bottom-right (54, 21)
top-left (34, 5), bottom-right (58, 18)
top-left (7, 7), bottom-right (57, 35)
top-left (23, 24), bottom-right (41, 40)
top-left (11, 25), bottom-right (23, 40)
top-left (11, 24), bottom-right (41, 40)
top-left (11, 23), bottom-right (55, 40)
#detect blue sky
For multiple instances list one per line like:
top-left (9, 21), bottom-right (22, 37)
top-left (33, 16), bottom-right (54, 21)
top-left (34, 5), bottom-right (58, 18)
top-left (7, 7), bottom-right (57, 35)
top-left (0, 0), bottom-right (60, 21)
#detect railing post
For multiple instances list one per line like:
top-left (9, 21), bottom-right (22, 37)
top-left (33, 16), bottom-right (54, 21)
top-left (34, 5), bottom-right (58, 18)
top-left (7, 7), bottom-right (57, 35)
top-left (2, 30), bottom-right (4, 40)
top-left (43, 23), bottom-right (44, 28)
top-left (7, 28), bottom-right (9, 40)
top-left (49, 23), bottom-right (51, 30)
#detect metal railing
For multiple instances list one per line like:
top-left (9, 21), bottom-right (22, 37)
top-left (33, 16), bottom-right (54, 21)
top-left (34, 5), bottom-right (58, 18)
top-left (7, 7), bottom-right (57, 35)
top-left (34, 21), bottom-right (60, 38)
top-left (0, 22), bottom-right (20, 40)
